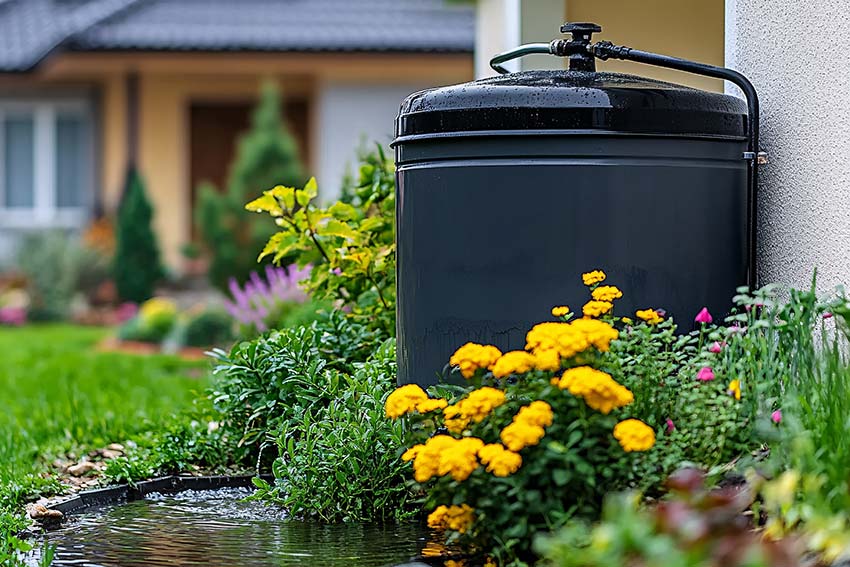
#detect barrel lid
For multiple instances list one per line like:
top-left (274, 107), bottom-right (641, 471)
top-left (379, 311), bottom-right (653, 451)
top-left (395, 70), bottom-right (748, 141)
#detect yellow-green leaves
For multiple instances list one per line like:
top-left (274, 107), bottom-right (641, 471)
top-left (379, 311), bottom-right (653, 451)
top-left (295, 177), bottom-right (318, 207)
top-left (245, 146), bottom-right (396, 333)
top-left (318, 219), bottom-right (359, 241)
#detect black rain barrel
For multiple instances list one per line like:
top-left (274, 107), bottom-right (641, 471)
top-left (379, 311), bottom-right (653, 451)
top-left (393, 23), bottom-right (757, 387)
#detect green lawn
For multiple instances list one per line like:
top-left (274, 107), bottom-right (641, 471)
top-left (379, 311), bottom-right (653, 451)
top-left (0, 324), bottom-right (209, 560)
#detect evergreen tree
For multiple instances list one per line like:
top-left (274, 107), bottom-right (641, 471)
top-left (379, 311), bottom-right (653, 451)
top-left (196, 82), bottom-right (305, 291)
top-left (114, 169), bottom-right (163, 302)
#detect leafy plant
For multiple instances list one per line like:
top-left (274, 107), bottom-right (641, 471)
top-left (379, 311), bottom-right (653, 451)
top-left (389, 270), bottom-right (769, 564)
top-left (183, 308), bottom-right (234, 348)
top-left (117, 297), bottom-right (178, 344)
top-left (16, 230), bottom-right (110, 321)
top-left (196, 82), bottom-right (305, 291)
top-left (114, 169), bottom-right (164, 303)
top-left (246, 145), bottom-right (395, 334)
top-left (536, 468), bottom-right (806, 567)
top-left (251, 340), bottom-right (415, 522)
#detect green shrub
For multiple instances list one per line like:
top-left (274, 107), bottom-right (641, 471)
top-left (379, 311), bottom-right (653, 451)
top-left (246, 145), bottom-right (395, 335)
top-left (118, 297), bottom-right (178, 343)
top-left (114, 169), bottom-right (164, 303)
top-left (196, 82), bottom-right (305, 292)
top-left (536, 469), bottom-right (804, 567)
top-left (251, 339), bottom-right (415, 523)
top-left (184, 308), bottom-right (233, 347)
top-left (389, 270), bottom-right (765, 564)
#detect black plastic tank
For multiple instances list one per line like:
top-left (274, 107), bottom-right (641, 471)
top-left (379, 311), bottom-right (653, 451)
top-left (393, 23), bottom-right (761, 386)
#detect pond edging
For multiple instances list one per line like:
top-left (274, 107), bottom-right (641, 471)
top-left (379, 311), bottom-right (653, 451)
top-left (27, 474), bottom-right (273, 530)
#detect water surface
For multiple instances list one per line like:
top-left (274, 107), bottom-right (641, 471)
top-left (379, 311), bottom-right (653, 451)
top-left (25, 487), bottom-right (433, 566)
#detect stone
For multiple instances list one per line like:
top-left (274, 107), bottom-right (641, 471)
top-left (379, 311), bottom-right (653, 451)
top-left (67, 461), bottom-right (98, 477)
top-left (106, 443), bottom-right (125, 452)
top-left (100, 449), bottom-right (122, 460)
top-left (29, 504), bottom-right (63, 521)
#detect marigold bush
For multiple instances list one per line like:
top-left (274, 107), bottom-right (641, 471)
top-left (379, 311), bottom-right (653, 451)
top-left (388, 269), bottom-right (767, 564)
top-left (387, 270), bottom-right (669, 564)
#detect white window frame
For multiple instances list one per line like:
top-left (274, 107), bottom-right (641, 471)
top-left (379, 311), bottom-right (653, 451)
top-left (0, 99), bottom-right (94, 229)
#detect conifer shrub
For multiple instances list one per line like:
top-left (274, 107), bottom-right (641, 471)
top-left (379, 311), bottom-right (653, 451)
top-left (196, 82), bottom-right (304, 291)
top-left (114, 169), bottom-right (163, 303)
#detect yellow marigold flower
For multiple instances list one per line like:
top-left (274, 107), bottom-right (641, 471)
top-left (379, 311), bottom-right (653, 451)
top-left (427, 504), bottom-right (475, 534)
top-left (582, 270), bottom-right (606, 286)
top-left (449, 343), bottom-right (503, 378)
top-left (477, 443), bottom-right (522, 477)
top-left (583, 300), bottom-right (614, 318)
top-left (138, 297), bottom-right (177, 321)
top-left (492, 351), bottom-right (537, 378)
top-left (411, 435), bottom-right (455, 482)
top-left (621, 317), bottom-right (634, 325)
top-left (613, 419), bottom-right (656, 452)
top-left (728, 379), bottom-right (742, 401)
top-left (591, 285), bottom-right (623, 302)
top-left (526, 319), bottom-right (619, 360)
top-left (526, 322), bottom-right (572, 353)
top-left (570, 318), bottom-right (619, 352)
top-left (401, 445), bottom-right (423, 462)
top-left (636, 308), bottom-right (664, 325)
top-left (417, 398), bottom-right (448, 413)
top-left (385, 384), bottom-right (428, 418)
top-left (501, 421), bottom-right (546, 452)
top-left (516, 400), bottom-right (554, 427)
top-left (437, 437), bottom-right (484, 482)
top-left (500, 400), bottom-right (553, 451)
top-left (557, 366), bottom-right (634, 414)
top-left (534, 347), bottom-right (561, 372)
top-left (443, 403), bottom-right (471, 433)
top-left (412, 435), bottom-right (483, 483)
top-left (452, 386), bottom-right (507, 423)
top-left (551, 305), bottom-right (570, 317)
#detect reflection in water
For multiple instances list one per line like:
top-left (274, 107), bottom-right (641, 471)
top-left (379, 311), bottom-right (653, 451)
top-left (24, 488), bottom-right (435, 567)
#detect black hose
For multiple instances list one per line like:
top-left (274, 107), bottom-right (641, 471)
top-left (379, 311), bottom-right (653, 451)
top-left (592, 42), bottom-right (761, 289)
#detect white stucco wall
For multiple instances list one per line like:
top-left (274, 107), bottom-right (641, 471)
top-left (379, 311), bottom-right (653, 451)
top-left (313, 82), bottom-right (430, 202)
top-left (726, 0), bottom-right (850, 289)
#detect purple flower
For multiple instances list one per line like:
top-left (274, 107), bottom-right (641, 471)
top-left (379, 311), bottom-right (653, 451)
top-left (696, 367), bottom-right (715, 382)
top-left (771, 410), bottom-right (782, 424)
top-left (666, 418), bottom-right (675, 433)
top-left (222, 264), bottom-right (310, 333)
top-left (824, 312), bottom-right (834, 319)
top-left (695, 307), bottom-right (713, 324)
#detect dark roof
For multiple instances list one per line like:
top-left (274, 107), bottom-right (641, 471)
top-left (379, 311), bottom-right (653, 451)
top-left (0, 0), bottom-right (474, 72)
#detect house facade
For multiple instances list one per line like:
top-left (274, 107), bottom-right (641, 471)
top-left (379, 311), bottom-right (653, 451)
top-left (0, 0), bottom-right (474, 268)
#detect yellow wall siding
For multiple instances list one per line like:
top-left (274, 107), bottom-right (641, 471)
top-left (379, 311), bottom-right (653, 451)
top-left (36, 53), bottom-right (472, 271)
top-left (565, 0), bottom-right (725, 92)
top-left (100, 74), bottom-right (127, 213)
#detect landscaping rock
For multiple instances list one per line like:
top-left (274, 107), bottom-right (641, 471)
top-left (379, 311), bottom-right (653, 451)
top-left (106, 443), bottom-right (125, 453)
top-left (67, 461), bottom-right (98, 477)
top-left (28, 504), bottom-right (63, 521)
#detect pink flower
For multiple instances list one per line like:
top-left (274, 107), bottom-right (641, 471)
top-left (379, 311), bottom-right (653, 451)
top-left (696, 367), bottom-right (715, 382)
top-left (666, 418), bottom-right (675, 433)
top-left (771, 410), bottom-right (782, 424)
top-left (709, 341), bottom-right (725, 354)
top-left (114, 302), bottom-right (138, 324)
top-left (824, 312), bottom-right (834, 319)
top-left (694, 307), bottom-right (713, 324)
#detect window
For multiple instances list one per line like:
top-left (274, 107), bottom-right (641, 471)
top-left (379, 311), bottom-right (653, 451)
top-left (0, 101), bottom-right (94, 227)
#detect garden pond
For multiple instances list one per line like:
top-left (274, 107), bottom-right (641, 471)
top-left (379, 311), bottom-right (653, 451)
top-left (23, 488), bottom-right (436, 567)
